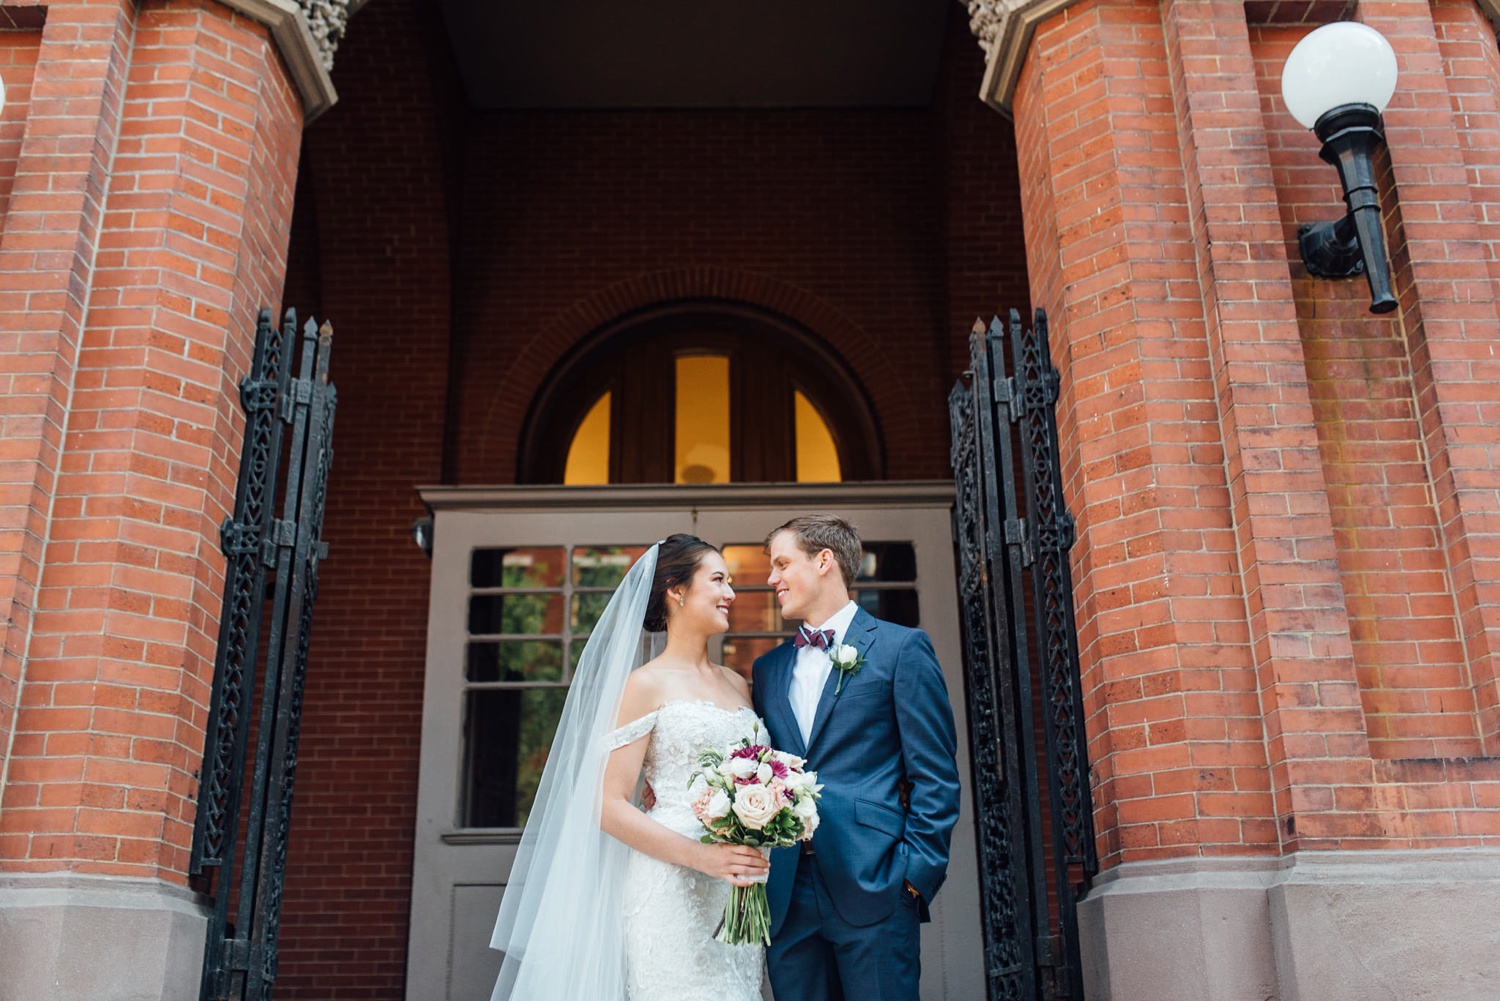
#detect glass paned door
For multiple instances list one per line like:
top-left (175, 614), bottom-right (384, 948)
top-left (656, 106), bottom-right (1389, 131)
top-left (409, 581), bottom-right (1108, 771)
top-left (408, 485), bottom-right (981, 1001)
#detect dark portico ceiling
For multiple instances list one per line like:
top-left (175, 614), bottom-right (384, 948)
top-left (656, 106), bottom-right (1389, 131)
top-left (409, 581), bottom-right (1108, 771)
top-left (436, 0), bottom-right (951, 110)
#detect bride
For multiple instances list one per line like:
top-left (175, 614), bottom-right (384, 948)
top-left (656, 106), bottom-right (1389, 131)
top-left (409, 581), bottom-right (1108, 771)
top-left (490, 535), bottom-right (770, 1001)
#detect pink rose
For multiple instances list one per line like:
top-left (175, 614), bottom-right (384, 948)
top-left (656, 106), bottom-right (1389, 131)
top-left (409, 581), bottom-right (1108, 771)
top-left (731, 784), bottom-right (781, 830)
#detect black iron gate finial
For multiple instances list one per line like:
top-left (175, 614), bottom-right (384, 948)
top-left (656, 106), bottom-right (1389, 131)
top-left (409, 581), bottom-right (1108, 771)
top-left (190, 309), bottom-right (337, 1001)
top-left (950, 309), bottom-right (1096, 1001)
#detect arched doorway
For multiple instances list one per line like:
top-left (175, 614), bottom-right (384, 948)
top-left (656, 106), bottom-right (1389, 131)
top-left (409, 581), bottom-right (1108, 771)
top-left (517, 301), bottom-right (884, 485)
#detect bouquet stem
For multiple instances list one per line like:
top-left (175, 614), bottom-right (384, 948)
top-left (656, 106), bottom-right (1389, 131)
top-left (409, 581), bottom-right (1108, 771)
top-left (717, 883), bottom-right (771, 947)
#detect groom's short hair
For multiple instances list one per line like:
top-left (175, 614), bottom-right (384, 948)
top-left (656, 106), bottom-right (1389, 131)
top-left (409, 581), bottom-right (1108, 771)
top-left (765, 514), bottom-right (863, 590)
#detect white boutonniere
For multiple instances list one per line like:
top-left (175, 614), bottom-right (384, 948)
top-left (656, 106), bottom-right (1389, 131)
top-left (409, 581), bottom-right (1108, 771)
top-left (830, 643), bottom-right (866, 695)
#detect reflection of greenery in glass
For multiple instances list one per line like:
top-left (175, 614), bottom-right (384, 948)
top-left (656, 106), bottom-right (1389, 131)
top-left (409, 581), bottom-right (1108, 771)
top-left (572, 547), bottom-right (642, 588)
top-left (515, 687), bottom-right (568, 827)
top-left (472, 547), bottom-right (565, 588)
top-left (572, 592), bottom-right (611, 635)
top-left (469, 594), bottom-right (565, 636)
top-left (508, 548), bottom-right (565, 588)
top-left (502, 593), bottom-right (551, 634)
top-left (468, 546), bottom-right (652, 829)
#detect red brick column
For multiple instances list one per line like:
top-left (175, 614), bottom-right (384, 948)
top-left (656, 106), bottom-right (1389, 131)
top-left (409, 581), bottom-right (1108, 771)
top-left (0, 3), bottom-right (306, 997)
top-left (1, 0), bottom-right (303, 878)
top-left (0, 0), bottom-right (132, 798)
top-left (1159, 0), bottom-right (1377, 845)
top-left (1008, 0), bottom-right (1500, 995)
top-left (1014, 0), bottom-right (1279, 867)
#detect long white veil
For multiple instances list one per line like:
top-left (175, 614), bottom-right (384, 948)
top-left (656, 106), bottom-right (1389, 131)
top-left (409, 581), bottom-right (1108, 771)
top-left (489, 543), bottom-right (659, 1001)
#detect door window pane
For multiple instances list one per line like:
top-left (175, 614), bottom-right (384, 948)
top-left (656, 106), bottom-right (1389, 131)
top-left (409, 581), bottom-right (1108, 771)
top-left (466, 640), bottom-right (564, 683)
top-left (573, 545), bottom-right (652, 587)
top-left (564, 392), bottom-right (611, 485)
top-left (571, 592), bottom-right (614, 636)
top-left (853, 541), bottom-right (919, 627)
top-left (467, 593), bottom-right (566, 637)
top-left (675, 355), bottom-right (731, 484)
top-left (462, 687), bottom-right (568, 828)
top-left (471, 546), bottom-right (567, 589)
top-left (795, 391), bottom-right (842, 482)
top-left (462, 542), bottom-right (649, 830)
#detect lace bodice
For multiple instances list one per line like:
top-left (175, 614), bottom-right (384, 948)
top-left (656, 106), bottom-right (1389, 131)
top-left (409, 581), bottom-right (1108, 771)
top-left (606, 700), bottom-right (766, 1001)
top-left (608, 700), bottom-right (762, 835)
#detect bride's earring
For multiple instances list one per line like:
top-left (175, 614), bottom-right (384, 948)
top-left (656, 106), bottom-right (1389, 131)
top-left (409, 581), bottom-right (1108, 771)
top-left (678, 596), bottom-right (684, 606)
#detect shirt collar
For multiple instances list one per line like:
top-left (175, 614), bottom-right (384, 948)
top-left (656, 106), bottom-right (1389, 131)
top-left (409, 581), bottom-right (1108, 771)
top-left (806, 599), bottom-right (859, 646)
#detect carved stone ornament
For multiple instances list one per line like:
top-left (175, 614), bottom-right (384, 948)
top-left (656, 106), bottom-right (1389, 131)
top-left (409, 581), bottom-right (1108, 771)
top-left (302, 0), bottom-right (352, 71)
top-left (961, 0), bottom-right (1085, 116)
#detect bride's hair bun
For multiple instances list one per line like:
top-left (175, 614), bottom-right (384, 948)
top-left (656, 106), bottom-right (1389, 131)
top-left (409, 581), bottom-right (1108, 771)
top-left (644, 534), bottom-right (719, 632)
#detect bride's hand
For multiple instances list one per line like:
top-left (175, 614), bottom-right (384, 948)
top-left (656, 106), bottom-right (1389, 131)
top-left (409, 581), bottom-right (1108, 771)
top-left (694, 843), bottom-right (770, 887)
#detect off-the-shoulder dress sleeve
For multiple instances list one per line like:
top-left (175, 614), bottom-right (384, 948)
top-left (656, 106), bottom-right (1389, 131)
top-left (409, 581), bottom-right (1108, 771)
top-left (603, 710), bottom-right (658, 752)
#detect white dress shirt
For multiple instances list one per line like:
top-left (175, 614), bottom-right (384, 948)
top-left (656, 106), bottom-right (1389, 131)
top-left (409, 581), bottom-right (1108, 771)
top-left (788, 599), bottom-right (860, 745)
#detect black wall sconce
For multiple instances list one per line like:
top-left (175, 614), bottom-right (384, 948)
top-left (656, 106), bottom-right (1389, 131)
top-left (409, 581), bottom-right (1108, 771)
top-left (1281, 22), bottom-right (1400, 315)
top-left (411, 515), bottom-right (434, 558)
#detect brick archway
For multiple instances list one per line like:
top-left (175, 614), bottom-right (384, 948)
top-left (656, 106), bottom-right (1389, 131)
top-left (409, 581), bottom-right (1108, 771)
top-left (474, 268), bottom-right (923, 482)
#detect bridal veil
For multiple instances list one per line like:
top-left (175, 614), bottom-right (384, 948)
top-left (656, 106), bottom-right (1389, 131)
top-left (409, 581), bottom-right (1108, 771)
top-left (489, 543), bottom-right (658, 1001)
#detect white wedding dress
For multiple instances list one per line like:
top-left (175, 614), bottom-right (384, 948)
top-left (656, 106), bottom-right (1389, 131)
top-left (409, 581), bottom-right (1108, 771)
top-left (605, 700), bottom-right (766, 1001)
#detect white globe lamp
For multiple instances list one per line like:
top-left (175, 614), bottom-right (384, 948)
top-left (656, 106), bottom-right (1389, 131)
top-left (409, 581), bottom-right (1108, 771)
top-left (1279, 22), bottom-right (1400, 314)
top-left (1280, 21), bottom-right (1398, 130)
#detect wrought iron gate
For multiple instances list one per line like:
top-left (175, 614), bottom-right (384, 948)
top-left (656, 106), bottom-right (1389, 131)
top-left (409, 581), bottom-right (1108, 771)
top-left (949, 309), bottom-right (1097, 1001)
top-left (189, 309), bottom-right (337, 1001)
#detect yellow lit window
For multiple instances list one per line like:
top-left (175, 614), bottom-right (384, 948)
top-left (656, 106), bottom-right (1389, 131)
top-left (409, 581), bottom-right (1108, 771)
top-left (563, 391), bottom-right (610, 485)
top-left (675, 355), bottom-right (731, 484)
top-left (795, 391), bottom-right (841, 482)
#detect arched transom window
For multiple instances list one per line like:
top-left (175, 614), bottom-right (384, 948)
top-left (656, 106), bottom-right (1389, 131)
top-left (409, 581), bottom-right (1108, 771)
top-left (520, 304), bottom-right (882, 485)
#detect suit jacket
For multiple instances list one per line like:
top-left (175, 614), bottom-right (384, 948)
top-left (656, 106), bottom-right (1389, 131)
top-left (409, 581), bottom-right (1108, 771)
top-left (751, 607), bottom-right (961, 932)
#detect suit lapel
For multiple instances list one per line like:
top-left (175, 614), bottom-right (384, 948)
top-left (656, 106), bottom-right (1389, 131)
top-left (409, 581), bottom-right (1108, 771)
top-left (764, 642), bottom-right (804, 757)
top-left (804, 607), bottom-right (878, 753)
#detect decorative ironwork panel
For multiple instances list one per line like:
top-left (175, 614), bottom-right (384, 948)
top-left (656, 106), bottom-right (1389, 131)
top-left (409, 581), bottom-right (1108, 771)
top-left (949, 344), bottom-right (1033, 1001)
top-left (950, 310), bottom-right (1094, 1001)
top-left (1010, 309), bottom-right (1097, 870)
top-left (192, 310), bottom-right (292, 872)
top-left (191, 310), bottom-right (337, 1001)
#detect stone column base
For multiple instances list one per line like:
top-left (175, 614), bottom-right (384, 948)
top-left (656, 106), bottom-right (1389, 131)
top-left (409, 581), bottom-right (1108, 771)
top-left (1078, 848), bottom-right (1500, 1000)
top-left (0, 874), bottom-right (208, 1001)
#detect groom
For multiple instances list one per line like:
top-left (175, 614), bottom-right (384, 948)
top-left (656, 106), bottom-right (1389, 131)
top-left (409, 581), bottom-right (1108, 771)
top-left (752, 515), bottom-right (960, 1001)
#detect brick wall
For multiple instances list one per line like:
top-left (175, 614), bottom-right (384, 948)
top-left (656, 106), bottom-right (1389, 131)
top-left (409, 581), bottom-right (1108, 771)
top-left (273, 0), bottom-right (453, 990)
top-left (450, 112), bottom-right (949, 483)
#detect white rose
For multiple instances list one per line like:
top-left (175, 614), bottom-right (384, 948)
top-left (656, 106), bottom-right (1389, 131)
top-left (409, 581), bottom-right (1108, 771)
top-left (773, 751), bottom-right (805, 770)
top-left (834, 643), bottom-right (858, 665)
top-left (704, 789), bottom-right (732, 821)
top-left (727, 757), bottom-right (759, 780)
top-left (793, 796), bottom-right (820, 835)
top-left (731, 784), bottom-right (782, 830)
top-left (756, 762), bottom-right (773, 784)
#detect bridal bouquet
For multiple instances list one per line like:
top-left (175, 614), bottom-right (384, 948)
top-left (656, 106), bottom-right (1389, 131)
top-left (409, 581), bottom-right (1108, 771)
top-left (688, 732), bottom-right (822, 946)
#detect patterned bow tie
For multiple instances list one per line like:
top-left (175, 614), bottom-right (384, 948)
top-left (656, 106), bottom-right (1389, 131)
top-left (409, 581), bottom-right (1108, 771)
top-left (793, 626), bottom-right (835, 650)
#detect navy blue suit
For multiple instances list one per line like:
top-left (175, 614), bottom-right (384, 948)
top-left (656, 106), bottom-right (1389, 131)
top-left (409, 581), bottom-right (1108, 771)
top-left (752, 607), bottom-right (961, 1001)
